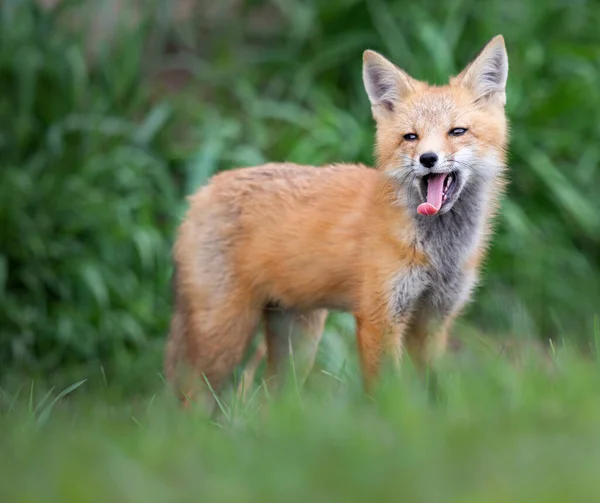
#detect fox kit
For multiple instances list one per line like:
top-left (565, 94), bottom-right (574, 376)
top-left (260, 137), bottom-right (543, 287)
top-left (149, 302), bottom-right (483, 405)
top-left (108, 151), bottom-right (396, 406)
top-left (165, 35), bottom-right (509, 407)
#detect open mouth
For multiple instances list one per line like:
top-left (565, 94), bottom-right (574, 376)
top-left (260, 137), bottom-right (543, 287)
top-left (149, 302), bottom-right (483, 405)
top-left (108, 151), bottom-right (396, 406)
top-left (417, 172), bottom-right (458, 216)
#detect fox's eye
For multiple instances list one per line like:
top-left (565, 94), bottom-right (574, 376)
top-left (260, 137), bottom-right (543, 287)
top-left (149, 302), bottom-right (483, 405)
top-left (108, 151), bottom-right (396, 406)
top-left (449, 128), bottom-right (468, 137)
top-left (403, 133), bottom-right (418, 141)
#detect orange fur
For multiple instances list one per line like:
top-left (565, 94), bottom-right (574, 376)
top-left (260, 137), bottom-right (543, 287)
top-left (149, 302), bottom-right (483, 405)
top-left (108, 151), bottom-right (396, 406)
top-left (164, 36), bottom-right (510, 407)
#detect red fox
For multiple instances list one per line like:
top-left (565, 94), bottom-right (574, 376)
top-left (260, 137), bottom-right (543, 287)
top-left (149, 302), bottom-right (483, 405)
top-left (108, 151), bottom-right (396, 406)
top-left (165, 35), bottom-right (509, 407)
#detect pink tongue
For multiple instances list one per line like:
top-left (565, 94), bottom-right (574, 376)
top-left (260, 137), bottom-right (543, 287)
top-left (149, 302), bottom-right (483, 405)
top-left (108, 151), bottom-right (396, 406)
top-left (417, 174), bottom-right (446, 216)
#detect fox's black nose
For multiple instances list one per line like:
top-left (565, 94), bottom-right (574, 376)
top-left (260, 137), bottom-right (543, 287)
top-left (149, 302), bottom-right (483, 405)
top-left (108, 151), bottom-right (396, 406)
top-left (419, 152), bottom-right (438, 169)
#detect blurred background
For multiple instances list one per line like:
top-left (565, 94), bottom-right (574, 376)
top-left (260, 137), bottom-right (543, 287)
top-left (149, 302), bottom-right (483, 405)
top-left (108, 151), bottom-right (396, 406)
top-left (1, 0), bottom-right (599, 392)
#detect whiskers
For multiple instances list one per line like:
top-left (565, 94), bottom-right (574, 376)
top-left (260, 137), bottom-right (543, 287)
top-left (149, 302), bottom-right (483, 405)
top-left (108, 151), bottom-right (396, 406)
top-left (385, 153), bottom-right (416, 180)
top-left (383, 154), bottom-right (420, 208)
top-left (382, 151), bottom-right (499, 218)
top-left (445, 157), bottom-right (495, 192)
top-left (384, 158), bottom-right (421, 210)
top-left (442, 155), bottom-right (500, 221)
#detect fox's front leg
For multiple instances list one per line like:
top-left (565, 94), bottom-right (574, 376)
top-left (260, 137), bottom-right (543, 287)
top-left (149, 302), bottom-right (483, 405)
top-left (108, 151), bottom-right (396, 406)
top-left (356, 267), bottom-right (429, 390)
top-left (404, 313), bottom-right (452, 371)
top-left (355, 313), bottom-right (410, 390)
top-left (405, 267), bottom-right (479, 370)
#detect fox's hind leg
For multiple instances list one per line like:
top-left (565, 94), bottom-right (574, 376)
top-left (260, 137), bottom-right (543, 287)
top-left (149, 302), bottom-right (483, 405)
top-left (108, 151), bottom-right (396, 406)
top-left (164, 199), bottom-right (265, 413)
top-left (165, 286), bottom-right (261, 414)
top-left (263, 308), bottom-right (328, 391)
top-left (236, 337), bottom-right (267, 401)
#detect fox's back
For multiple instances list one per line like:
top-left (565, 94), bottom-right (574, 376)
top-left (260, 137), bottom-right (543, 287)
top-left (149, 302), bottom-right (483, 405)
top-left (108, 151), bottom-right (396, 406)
top-left (177, 163), bottom-right (382, 311)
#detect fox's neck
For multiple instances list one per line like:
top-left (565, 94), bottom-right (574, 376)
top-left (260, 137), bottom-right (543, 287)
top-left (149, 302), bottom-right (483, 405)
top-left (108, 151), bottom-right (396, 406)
top-left (412, 178), bottom-right (499, 268)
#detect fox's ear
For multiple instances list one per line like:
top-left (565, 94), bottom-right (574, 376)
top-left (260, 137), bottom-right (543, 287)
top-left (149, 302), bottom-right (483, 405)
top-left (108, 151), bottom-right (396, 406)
top-left (363, 50), bottom-right (416, 119)
top-left (454, 35), bottom-right (508, 106)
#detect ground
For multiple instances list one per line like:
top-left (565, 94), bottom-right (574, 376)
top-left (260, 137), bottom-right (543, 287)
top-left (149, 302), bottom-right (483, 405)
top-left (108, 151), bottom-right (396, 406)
top-left (2, 328), bottom-right (600, 503)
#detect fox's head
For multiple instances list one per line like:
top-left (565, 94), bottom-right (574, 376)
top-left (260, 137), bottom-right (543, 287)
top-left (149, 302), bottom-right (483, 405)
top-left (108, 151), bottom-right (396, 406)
top-left (363, 36), bottom-right (509, 217)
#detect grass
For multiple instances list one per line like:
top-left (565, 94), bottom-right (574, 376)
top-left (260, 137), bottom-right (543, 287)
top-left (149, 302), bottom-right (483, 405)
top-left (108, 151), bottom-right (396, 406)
top-left (3, 337), bottom-right (600, 502)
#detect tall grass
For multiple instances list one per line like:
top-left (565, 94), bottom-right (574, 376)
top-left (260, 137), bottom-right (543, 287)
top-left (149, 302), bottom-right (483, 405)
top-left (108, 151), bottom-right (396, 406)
top-left (0, 1), bottom-right (180, 378)
top-left (2, 343), bottom-right (600, 502)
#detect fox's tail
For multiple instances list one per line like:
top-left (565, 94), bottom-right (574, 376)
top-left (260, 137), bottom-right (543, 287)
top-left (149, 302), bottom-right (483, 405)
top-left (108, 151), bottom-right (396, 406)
top-left (236, 338), bottom-right (267, 400)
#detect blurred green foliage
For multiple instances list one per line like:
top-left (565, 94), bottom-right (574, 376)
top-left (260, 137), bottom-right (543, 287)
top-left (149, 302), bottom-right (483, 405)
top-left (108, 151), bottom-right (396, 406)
top-left (4, 345), bottom-right (600, 502)
top-left (0, 1), bottom-right (180, 376)
top-left (1, 0), bottom-right (600, 378)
